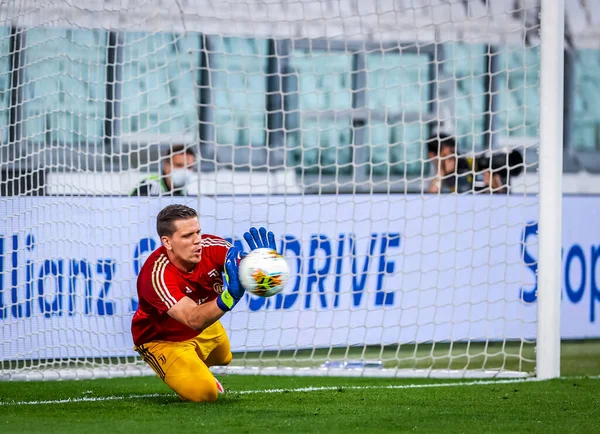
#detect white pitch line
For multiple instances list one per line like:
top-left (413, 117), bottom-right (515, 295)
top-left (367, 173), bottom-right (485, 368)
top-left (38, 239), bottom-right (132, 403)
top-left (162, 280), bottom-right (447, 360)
top-left (0, 378), bottom-right (529, 406)
top-left (231, 378), bottom-right (541, 395)
top-left (1, 376), bottom-right (598, 407)
top-left (567, 374), bottom-right (600, 380)
top-left (0, 393), bottom-right (168, 406)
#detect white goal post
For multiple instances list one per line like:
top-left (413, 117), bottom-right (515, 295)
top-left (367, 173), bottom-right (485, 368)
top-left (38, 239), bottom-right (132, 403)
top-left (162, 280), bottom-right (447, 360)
top-left (536, 0), bottom-right (564, 380)
top-left (0, 0), bottom-right (566, 380)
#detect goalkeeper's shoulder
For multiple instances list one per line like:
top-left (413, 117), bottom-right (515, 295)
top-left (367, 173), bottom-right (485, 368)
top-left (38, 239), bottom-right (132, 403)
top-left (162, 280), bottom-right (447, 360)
top-left (201, 234), bottom-right (233, 249)
top-left (200, 234), bottom-right (234, 270)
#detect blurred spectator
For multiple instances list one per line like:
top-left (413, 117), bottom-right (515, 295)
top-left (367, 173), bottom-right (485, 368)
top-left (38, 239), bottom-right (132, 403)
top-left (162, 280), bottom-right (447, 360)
top-left (472, 149), bottom-right (523, 194)
top-left (473, 166), bottom-right (506, 194)
top-left (131, 145), bottom-right (196, 196)
top-left (426, 134), bottom-right (473, 194)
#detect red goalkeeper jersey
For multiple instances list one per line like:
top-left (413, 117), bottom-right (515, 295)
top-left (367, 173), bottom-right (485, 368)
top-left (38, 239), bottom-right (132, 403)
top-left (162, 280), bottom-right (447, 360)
top-left (131, 234), bottom-right (232, 346)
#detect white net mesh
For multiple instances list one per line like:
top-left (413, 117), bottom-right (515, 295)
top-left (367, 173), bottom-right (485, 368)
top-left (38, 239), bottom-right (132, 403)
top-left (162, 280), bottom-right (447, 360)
top-left (0, 0), bottom-right (552, 380)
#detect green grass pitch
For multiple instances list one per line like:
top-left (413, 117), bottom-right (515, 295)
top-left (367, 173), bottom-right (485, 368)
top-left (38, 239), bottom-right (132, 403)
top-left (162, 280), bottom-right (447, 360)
top-left (1, 341), bottom-right (599, 434)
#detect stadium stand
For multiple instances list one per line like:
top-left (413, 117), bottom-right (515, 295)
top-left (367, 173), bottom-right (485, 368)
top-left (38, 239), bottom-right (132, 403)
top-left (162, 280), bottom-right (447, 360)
top-left (1, 0), bottom-right (599, 194)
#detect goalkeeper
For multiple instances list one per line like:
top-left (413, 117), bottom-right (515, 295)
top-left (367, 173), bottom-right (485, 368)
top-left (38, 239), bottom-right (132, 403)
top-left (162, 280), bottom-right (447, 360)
top-left (131, 204), bottom-right (277, 402)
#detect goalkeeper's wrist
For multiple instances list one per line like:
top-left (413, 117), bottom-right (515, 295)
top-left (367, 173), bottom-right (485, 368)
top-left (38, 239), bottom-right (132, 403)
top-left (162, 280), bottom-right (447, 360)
top-left (216, 289), bottom-right (238, 312)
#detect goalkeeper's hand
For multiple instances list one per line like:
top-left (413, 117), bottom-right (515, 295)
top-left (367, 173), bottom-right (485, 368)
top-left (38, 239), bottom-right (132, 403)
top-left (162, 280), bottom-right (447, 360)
top-left (243, 227), bottom-right (277, 251)
top-left (216, 247), bottom-right (246, 312)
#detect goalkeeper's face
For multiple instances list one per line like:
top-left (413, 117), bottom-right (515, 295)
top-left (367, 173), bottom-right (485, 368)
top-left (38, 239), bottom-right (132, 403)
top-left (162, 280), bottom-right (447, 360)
top-left (167, 217), bottom-right (203, 268)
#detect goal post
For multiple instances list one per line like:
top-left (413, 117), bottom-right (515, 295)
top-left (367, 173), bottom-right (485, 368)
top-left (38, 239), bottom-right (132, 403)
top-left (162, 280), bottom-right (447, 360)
top-left (0, 0), bottom-right (568, 381)
top-left (536, 0), bottom-right (564, 380)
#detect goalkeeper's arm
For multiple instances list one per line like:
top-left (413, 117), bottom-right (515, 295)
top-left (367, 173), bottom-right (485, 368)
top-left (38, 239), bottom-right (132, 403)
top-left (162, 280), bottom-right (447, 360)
top-left (167, 247), bottom-right (244, 332)
top-left (168, 297), bottom-right (227, 333)
top-left (166, 225), bottom-right (279, 332)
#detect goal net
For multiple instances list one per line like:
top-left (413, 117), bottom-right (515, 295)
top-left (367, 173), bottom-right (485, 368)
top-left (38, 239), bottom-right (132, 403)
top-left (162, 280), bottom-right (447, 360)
top-left (0, 0), bottom-right (549, 380)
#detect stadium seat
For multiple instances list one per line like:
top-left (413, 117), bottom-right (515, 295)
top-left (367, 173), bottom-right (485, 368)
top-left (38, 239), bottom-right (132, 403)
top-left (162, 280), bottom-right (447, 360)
top-left (144, 70), bottom-right (170, 109)
top-left (294, 50), bottom-right (352, 111)
top-left (121, 32), bottom-right (199, 137)
top-left (572, 49), bottom-right (600, 150)
top-left (444, 43), bottom-right (486, 78)
top-left (367, 122), bottom-right (424, 176)
top-left (572, 122), bottom-right (597, 150)
top-left (368, 123), bottom-right (389, 173)
top-left (364, 51), bottom-right (429, 172)
top-left (22, 28), bottom-right (107, 145)
top-left (210, 38), bottom-right (269, 148)
top-left (288, 49), bottom-right (354, 172)
top-left (287, 118), bottom-right (353, 174)
top-left (490, 46), bottom-right (540, 140)
top-left (442, 43), bottom-right (488, 148)
top-left (11, 11), bottom-right (600, 183)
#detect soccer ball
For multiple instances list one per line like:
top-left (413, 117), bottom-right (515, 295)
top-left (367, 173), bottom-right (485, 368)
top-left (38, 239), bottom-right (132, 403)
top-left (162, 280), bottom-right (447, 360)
top-left (238, 248), bottom-right (289, 297)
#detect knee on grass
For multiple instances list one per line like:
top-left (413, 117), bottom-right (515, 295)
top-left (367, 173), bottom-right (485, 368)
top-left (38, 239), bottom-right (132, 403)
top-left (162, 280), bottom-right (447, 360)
top-left (220, 351), bottom-right (232, 366)
top-left (179, 377), bottom-right (219, 403)
top-left (204, 350), bottom-right (233, 368)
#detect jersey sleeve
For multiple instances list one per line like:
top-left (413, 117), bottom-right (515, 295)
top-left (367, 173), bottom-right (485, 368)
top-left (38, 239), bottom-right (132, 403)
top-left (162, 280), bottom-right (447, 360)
top-left (141, 262), bottom-right (187, 313)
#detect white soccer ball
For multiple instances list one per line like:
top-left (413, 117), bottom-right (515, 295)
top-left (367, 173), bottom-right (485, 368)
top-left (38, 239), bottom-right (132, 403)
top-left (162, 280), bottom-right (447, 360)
top-left (238, 248), bottom-right (289, 297)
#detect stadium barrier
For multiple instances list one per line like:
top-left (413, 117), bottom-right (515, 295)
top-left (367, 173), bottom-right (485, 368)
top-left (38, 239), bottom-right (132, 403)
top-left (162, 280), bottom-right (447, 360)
top-left (1, 194), bottom-right (598, 361)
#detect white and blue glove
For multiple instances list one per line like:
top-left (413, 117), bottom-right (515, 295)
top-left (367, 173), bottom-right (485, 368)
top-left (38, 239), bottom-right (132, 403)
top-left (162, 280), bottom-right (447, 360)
top-left (216, 247), bottom-right (245, 312)
top-left (243, 227), bottom-right (276, 251)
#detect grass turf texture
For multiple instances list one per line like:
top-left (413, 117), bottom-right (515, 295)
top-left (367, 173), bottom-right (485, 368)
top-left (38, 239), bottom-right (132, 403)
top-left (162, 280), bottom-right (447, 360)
top-left (1, 341), bottom-right (599, 434)
top-left (1, 376), bottom-right (599, 433)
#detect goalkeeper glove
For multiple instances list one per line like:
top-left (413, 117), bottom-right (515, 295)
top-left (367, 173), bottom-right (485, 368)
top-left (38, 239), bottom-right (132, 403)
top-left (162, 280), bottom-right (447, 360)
top-left (216, 247), bottom-right (245, 312)
top-left (243, 226), bottom-right (277, 251)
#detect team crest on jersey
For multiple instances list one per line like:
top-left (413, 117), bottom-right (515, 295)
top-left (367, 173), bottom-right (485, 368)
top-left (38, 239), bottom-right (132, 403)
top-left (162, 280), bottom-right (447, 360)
top-left (213, 282), bottom-right (223, 294)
